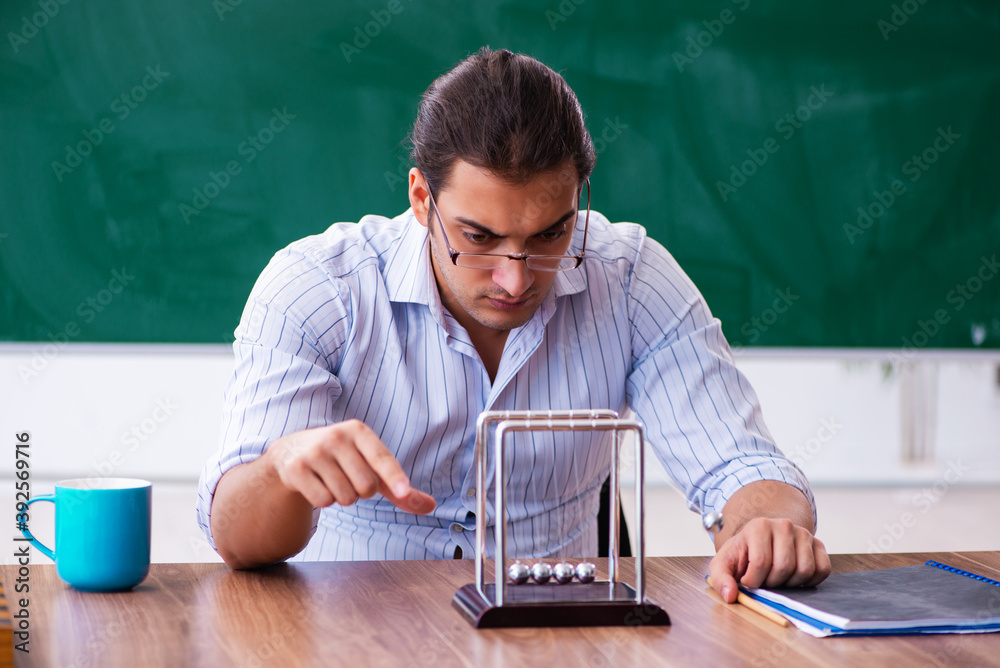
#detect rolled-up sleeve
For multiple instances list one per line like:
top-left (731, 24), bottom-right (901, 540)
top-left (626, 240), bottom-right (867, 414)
top-left (624, 234), bottom-right (816, 524)
top-left (196, 247), bottom-right (350, 549)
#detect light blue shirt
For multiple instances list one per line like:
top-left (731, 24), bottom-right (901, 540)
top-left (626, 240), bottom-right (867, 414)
top-left (196, 209), bottom-right (814, 561)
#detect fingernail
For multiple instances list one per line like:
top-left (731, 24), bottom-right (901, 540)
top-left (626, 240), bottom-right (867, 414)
top-left (393, 481), bottom-right (409, 498)
top-left (721, 585), bottom-right (732, 601)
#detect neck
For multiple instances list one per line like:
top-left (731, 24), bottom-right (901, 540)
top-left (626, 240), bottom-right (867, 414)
top-left (446, 304), bottom-right (508, 384)
top-left (468, 326), bottom-right (508, 384)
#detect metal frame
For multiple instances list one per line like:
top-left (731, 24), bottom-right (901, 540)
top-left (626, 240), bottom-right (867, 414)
top-left (472, 409), bottom-right (646, 608)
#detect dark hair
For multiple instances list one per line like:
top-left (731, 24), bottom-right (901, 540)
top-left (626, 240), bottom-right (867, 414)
top-left (409, 47), bottom-right (596, 194)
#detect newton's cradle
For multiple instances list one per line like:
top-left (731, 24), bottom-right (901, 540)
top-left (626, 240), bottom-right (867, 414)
top-left (452, 410), bottom-right (671, 628)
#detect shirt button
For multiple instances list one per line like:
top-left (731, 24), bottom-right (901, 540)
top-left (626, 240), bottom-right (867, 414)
top-left (467, 488), bottom-right (476, 497)
top-left (455, 525), bottom-right (464, 533)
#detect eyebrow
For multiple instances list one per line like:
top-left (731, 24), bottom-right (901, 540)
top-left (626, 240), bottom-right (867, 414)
top-left (453, 210), bottom-right (577, 238)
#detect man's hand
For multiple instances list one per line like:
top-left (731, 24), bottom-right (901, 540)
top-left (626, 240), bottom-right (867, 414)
top-left (265, 419), bottom-right (436, 515)
top-left (211, 419), bottom-right (435, 569)
top-left (708, 516), bottom-right (831, 603)
top-left (706, 480), bottom-right (831, 603)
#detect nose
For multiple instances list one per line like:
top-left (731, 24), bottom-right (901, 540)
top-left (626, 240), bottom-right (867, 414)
top-left (491, 259), bottom-right (534, 298)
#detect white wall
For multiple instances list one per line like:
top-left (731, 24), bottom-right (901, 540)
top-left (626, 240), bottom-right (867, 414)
top-left (2, 345), bottom-right (999, 486)
top-left (3, 345), bottom-right (232, 481)
top-left (734, 352), bottom-right (1000, 485)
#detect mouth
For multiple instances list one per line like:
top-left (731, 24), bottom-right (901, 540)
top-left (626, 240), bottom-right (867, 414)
top-left (487, 297), bottom-right (530, 311)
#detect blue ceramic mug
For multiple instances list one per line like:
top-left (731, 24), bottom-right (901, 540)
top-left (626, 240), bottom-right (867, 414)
top-left (20, 478), bottom-right (151, 592)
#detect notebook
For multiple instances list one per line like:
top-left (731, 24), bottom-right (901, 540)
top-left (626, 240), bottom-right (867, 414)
top-left (742, 560), bottom-right (1000, 637)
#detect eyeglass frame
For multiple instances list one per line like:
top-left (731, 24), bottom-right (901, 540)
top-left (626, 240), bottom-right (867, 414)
top-left (425, 178), bottom-right (591, 272)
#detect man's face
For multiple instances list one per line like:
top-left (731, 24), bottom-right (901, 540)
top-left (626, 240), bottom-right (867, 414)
top-left (410, 159), bottom-right (581, 334)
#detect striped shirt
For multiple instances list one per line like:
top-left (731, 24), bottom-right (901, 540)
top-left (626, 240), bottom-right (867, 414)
top-left (196, 209), bottom-right (814, 561)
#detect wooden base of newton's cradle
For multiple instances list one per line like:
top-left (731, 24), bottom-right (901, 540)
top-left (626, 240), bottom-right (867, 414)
top-left (452, 582), bottom-right (670, 628)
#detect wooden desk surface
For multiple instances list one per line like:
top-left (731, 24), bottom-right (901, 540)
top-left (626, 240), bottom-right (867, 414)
top-left (3, 552), bottom-right (999, 667)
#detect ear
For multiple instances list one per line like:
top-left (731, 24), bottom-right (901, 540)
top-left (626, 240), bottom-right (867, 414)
top-left (408, 168), bottom-right (430, 228)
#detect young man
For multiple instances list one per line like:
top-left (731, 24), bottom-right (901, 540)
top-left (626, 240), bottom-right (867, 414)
top-left (197, 47), bottom-right (829, 603)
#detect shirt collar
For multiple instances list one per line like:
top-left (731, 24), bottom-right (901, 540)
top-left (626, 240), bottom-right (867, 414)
top-left (549, 210), bottom-right (590, 298)
top-left (384, 209), bottom-right (436, 306)
top-left (550, 257), bottom-right (587, 298)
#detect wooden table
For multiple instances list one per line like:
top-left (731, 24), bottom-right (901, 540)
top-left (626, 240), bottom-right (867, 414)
top-left (3, 552), bottom-right (999, 667)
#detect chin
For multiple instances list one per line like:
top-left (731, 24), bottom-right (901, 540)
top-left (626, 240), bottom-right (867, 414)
top-left (474, 309), bottom-right (535, 332)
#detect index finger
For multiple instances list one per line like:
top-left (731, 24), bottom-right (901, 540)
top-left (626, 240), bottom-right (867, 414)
top-left (351, 423), bottom-right (412, 498)
top-left (351, 423), bottom-right (436, 514)
top-left (708, 537), bottom-right (749, 604)
top-left (708, 558), bottom-right (742, 604)
top-left (376, 479), bottom-right (437, 515)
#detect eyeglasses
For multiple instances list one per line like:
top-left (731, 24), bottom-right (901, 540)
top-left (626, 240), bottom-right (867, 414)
top-left (426, 179), bottom-right (590, 272)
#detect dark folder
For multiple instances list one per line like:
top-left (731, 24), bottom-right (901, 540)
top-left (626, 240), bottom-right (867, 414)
top-left (743, 561), bottom-right (1000, 637)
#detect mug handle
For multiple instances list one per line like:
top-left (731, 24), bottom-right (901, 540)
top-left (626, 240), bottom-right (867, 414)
top-left (20, 495), bottom-right (56, 560)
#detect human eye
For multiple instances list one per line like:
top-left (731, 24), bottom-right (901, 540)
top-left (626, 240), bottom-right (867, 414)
top-left (462, 230), bottom-right (495, 246)
top-left (537, 228), bottom-right (567, 243)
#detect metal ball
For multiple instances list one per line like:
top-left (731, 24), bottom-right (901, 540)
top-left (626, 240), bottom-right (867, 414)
top-left (552, 562), bottom-right (575, 584)
top-left (530, 562), bottom-right (553, 584)
top-left (575, 562), bottom-right (596, 583)
top-left (507, 562), bottom-right (530, 585)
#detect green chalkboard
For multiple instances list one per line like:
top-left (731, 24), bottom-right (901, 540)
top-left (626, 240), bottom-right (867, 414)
top-left (2, 0), bottom-right (998, 347)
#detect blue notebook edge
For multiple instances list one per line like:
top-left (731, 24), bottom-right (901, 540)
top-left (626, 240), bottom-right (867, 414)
top-left (734, 560), bottom-right (1000, 637)
top-left (740, 589), bottom-right (1000, 637)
